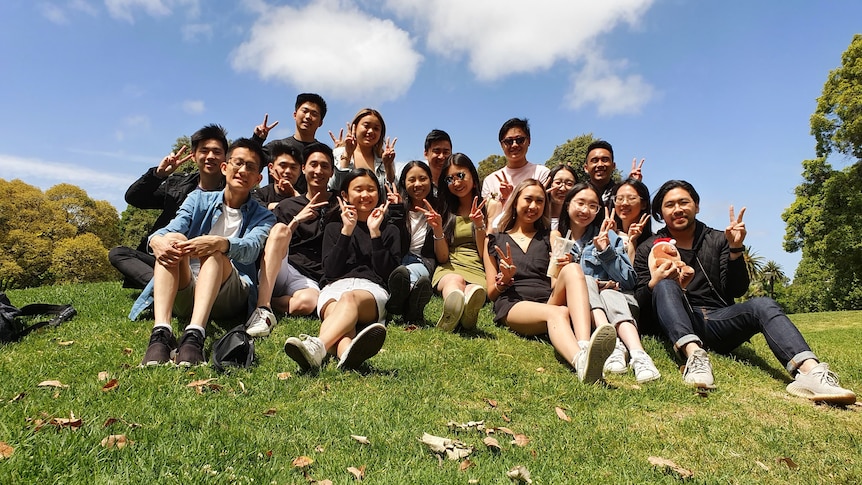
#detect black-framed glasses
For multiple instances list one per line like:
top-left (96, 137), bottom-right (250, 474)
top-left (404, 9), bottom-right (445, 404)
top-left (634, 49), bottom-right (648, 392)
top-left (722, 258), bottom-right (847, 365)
top-left (501, 136), bottom-right (527, 147)
top-left (228, 158), bottom-right (259, 173)
top-left (551, 179), bottom-right (575, 189)
top-left (444, 171), bottom-right (468, 185)
top-left (613, 195), bottom-right (641, 204)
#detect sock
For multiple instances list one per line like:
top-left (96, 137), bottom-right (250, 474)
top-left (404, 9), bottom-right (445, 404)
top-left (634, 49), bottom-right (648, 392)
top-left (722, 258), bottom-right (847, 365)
top-left (154, 323), bottom-right (173, 334)
top-left (185, 324), bottom-right (206, 339)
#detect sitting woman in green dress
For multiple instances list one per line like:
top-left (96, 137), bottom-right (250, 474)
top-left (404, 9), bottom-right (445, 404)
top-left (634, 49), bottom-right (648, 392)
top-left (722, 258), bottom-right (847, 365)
top-left (431, 153), bottom-right (488, 331)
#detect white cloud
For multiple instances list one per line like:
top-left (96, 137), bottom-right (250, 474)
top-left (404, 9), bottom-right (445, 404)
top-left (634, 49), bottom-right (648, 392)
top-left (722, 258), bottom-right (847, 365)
top-left (104, 0), bottom-right (199, 23)
top-left (566, 54), bottom-right (655, 116)
top-left (182, 23), bottom-right (212, 42)
top-left (182, 99), bottom-right (205, 114)
top-left (70, 0), bottom-right (99, 16)
top-left (114, 115), bottom-right (151, 141)
top-left (39, 3), bottom-right (69, 24)
top-left (231, 0), bottom-right (422, 104)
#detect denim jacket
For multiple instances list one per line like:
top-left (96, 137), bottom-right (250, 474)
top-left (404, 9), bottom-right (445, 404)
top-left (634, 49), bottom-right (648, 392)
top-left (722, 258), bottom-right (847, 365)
top-left (128, 190), bottom-right (275, 320)
top-left (570, 227), bottom-right (636, 291)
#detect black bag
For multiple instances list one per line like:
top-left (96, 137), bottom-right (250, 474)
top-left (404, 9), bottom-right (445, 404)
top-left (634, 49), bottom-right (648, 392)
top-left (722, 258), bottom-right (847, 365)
top-left (211, 324), bottom-right (255, 371)
top-left (0, 292), bottom-right (77, 343)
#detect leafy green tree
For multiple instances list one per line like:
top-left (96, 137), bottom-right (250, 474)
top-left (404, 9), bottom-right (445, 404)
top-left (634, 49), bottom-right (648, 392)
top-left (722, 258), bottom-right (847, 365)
top-left (118, 206), bottom-right (159, 249)
top-left (45, 184), bottom-right (120, 248)
top-left (811, 34), bottom-right (862, 158)
top-left (743, 247), bottom-right (765, 282)
top-left (477, 154), bottom-right (507, 188)
top-left (761, 260), bottom-right (787, 300)
top-left (544, 133), bottom-right (598, 182)
top-left (51, 234), bottom-right (118, 284)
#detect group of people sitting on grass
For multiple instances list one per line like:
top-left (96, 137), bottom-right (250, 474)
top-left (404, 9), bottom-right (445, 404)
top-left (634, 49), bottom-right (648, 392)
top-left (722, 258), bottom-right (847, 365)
top-left (109, 93), bottom-right (856, 405)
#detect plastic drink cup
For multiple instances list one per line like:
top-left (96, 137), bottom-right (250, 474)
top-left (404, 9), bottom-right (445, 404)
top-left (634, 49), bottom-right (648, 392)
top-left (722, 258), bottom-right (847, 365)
top-left (547, 234), bottom-right (576, 278)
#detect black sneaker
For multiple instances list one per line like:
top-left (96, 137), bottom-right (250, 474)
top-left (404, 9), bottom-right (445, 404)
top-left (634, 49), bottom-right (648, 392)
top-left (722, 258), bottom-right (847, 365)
top-left (141, 327), bottom-right (178, 366)
top-left (175, 328), bottom-right (206, 366)
top-left (404, 276), bottom-right (433, 323)
top-left (385, 266), bottom-right (411, 316)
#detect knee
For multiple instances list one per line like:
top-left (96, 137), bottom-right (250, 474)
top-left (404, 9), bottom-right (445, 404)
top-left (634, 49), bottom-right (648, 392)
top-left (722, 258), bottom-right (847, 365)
top-left (293, 294), bottom-right (318, 316)
top-left (653, 279), bottom-right (682, 297)
top-left (271, 222), bottom-right (292, 240)
top-left (108, 246), bottom-right (125, 263)
top-left (748, 297), bottom-right (786, 321)
top-left (559, 263), bottom-right (585, 279)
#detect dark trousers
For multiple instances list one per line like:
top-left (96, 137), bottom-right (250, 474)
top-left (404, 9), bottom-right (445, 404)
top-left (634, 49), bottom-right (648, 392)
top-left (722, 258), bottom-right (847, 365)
top-left (109, 246), bottom-right (155, 289)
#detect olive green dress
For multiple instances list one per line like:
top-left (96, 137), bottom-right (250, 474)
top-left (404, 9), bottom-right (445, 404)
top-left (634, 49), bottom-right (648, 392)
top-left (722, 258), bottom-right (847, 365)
top-left (432, 216), bottom-right (487, 289)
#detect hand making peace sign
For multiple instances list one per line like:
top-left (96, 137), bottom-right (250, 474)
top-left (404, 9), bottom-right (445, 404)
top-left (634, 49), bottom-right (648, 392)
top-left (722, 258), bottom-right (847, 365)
top-left (254, 113), bottom-right (279, 140)
top-left (495, 171), bottom-right (513, 201)
top-left (627, 213), bottom-right (650, 241)
top-left (494, 242), bottom-right (517, 284)
top-left (156, 145), bottom-right (194, 178)
top-left (725, 205), bottom-right (747, 249)
top-left (385, 182), bottom-right (401, 205)
top-left (421, 199), bottom-right (442, 233)
top-left (338, 196), bottom-right (358, 236)
top-left (592, 206), bottom-right (616, 252)
top-left (367, 200), bottom-right (391, 238)
top-left (628, 158), bottom-right (645, 181)
top-left (469, 196), bottom-right (487, 229)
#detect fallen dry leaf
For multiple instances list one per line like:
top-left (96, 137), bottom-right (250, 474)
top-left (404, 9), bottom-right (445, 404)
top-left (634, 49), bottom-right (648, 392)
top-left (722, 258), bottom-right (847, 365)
top-left (347, 465), bottom-right (365, 480)
top-left (263, 408), bottom-right (277, 417)
top-left (97, 371), bottom-right (110, 382)
top-left (315, 480), bottom-right (333, 485)
top-left (648, 456), bottom-right (694, 479)
top-left (238, 380), bottom-right (246, 393)
top-left (9, 392), bottom-right (25, 403)
top-left (420, 433), bottom-right (474, 460)
top-left (511, 434), bottom-right (530, 447)
top-left (315, 445), bottom-right (325, 453)
top-left (100, 434), bottom-right (133, 449)
top-left (486, 398), bottom-right (498, 408)
top-left (404, 324), bottom-right (418, 331)
top-left (447, 420), bottom-right (486, 433)
top-left (292, 455), bottom-right (314, 468)
top-left (38, 380), bottom-right (68, 388)
top-left (187, 378), bottom-right (216, 387)
top-left (755, 460), bottom-right (770, 471)
top-left (501, 413), bottom-right (511, 423)
top-left (535, 367), bottom-right (545, 373)
top-left (101, 379), bottom-right (119, 392)
top-left (103, 417), bottom-right (118, 428)
top-left (777, 457), bottom-right (798, 470)
top-left (0, 442), bottom-right (13, 459)
top-left (555, 406), bottom-right (571, 422)
top-left (459, 459), bottom-right (474, 472)
top-left (351, 435), bottom-right (371, 445)
top-left (483, 436), bottom-right (501, 452)
top-left (507, 465), bottom-right (533, 484)
top-left (122, 348), bottom-right (133, 355)
top-left (469, 480), bottom-right (479, 484)
top-left (277, 372), bottom-right (292, 380)
top-left (50, 415), bottom-right (82, 430)
top-left (495, 426), bottom-right (515, 436)
top-left (58, 340), bottom-right (75, 346)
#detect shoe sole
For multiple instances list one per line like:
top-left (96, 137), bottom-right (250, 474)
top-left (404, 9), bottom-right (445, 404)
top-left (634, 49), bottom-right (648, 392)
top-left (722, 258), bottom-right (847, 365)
top-left (338, 324), bottom-right (387, 370)
top-left (284, 338), bottom-right (314, 371)
top-left (459, 286), bottom-right (486, 330)
top-left (246, 324), bottom-right (272, 338)
top-left (385, 268), bottom-right (411, 315)
top-left (582, 324), bottom-right (617, 384)
top-left (786, 382), bottom-right (857, 405)
top-left (436, 291), bottom-right (464, 332)
top-left (404, 278), bottom-right (433, 323)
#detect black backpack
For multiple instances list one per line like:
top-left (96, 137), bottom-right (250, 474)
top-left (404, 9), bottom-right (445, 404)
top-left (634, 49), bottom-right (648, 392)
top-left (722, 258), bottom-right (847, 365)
top-left (0, 292), bottom-right (77, 343)
top-left (211, 324), bottom-right (255, 372)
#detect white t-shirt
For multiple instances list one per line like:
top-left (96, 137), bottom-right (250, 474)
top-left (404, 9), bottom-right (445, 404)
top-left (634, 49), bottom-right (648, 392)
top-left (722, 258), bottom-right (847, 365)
top-left (481, 163), bottom-right (551, 200)
top-left (408, 210), bottom-right (428, 255)
top-left (190, 205), bottom-right (243, 277)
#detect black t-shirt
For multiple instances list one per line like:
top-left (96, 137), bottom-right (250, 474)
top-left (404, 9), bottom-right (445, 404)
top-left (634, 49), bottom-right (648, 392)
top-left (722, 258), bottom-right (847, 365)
top-left (272, 193), bottom-right (338, 282)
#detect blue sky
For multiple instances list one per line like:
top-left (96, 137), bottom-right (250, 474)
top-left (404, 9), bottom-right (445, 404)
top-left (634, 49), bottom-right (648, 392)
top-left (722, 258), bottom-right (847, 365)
top-left (1, 0), bottom-right (860, 278)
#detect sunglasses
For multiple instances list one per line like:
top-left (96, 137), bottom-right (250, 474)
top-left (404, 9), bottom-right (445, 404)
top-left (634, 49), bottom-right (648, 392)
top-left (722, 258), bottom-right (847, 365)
top-left (501, 136), bottom-right (527, 147)
top-left (444, 171), bottom-right (468, 185)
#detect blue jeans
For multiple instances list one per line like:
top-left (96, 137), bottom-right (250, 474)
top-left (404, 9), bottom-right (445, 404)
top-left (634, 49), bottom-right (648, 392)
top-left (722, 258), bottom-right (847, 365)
top-left (401, 253), bottom-right (429, 288)
top-left (652, 279), bottom-right (816, 374)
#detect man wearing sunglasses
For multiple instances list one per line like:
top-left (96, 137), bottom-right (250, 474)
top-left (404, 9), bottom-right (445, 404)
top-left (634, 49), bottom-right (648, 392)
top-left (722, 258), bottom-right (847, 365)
top-left (481, 118), bottom-right (550, 205)
top-left (132, 138), bottom-right (275, 367)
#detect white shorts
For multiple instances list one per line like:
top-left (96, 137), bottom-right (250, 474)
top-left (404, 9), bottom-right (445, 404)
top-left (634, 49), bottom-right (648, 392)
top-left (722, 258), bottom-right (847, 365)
top-left (317, 278), bottom-right (389, 324)
top-left (273, 259), bottom-right (320, 297)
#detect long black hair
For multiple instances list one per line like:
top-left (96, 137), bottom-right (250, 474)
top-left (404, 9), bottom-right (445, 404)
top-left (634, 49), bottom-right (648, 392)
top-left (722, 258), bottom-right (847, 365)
top-left (437, 153), bottom-right (483, 243)
top-left (610, 177), bottom-right (653, 247)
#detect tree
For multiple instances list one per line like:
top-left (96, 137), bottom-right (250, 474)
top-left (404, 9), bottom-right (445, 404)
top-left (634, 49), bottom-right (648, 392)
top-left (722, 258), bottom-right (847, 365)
top-left (50, 234), bottom-right (117, 284)
top-left (544, 133), bottom-right (598, 182)
top-left (118, 206), bottom-right (159, 249)
top-left (761, 260), bottom-right (787, 300)
top-left (476, 154), bottom-right (507, 187)
top-left (45, 184), bottom-right (121, 248)
top-left (742, 247), bottom-right (765, 283)
top-left (811, 34), bottom-right (862, 159)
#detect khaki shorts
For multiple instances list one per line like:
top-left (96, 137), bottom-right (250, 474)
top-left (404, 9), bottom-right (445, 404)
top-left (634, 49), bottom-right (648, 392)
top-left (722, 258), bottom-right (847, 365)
top-left (174, 264), bottom-right (249, 320)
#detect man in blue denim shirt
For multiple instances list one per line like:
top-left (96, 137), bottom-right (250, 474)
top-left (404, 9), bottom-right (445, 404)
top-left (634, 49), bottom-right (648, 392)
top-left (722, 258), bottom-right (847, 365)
top-left (634, 180), bottom-right (855, 404)
top-left (137, 138), bottom-right (275, 367)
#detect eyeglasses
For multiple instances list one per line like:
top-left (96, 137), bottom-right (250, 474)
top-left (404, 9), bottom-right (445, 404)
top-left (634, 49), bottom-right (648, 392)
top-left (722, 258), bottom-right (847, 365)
top-left (613, 195), bottom-right (641, 204)
top-left (228, 158), bottom-right (259, 173)
top-left (551, 179), bottom-right (575, 189)
top-left (663, 198), bottom-right (694, 210)
top-left (444, 171), bottom-right (468, 185)
top-left (501, 136), bottom-right (527, 147)
top-left (572, 200), bottom-right (600, 213)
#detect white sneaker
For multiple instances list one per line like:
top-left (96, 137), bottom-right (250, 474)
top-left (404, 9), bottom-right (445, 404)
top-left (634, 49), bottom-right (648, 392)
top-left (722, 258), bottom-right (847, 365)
top-left (436, 290), bottom-right (464, 332)
top-left (283, 334), bottom-right (325, 371)
top-left (459, 286), bottom-right (486, 330)
top-left (629, 350), bottom-right (661, 383)
top-left (245, 307), bottom-right (277, 337)
top-left (603, 339), bottom-right (628, 374)
top-left (682, 348), bottom-right (714, 388)
top-left (786, 362), bottom-right (856, 405)
top-left (577, 324), bottom-right (617, 384)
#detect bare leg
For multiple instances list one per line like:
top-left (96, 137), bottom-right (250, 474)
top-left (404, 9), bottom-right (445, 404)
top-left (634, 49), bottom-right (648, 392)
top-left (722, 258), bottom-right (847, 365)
top-left (187, 251), bottom-right (233, 329)
top-left (548, 264), bottom-right (592, 341)
top-left (256, 223), bottom-right (291, 309)
top-left (273, 287), bottom-right (319, 316)
top-left (318, 290), bottom-right (380, 358)
top-left (436, 273), bottom-right (467, 299)
top-left (505, 301), bottom-right (579, 366)
top-left (152, 234), bottom-right (191, 326)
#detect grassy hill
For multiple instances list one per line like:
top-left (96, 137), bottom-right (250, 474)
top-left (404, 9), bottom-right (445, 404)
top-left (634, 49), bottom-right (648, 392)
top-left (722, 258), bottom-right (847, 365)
top-left (1, 282), bottom-right (860, 484)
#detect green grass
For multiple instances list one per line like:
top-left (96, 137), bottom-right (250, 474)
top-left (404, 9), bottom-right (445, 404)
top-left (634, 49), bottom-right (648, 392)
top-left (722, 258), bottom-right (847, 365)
top-left (1, 282), bottom-right (860, 484)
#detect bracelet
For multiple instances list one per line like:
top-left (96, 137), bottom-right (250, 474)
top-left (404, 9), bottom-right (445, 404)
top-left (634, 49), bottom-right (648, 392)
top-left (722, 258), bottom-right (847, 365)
top-left (729, 246), bottom-right (744, 254)
top-left (474, 223), bottom-right (486, 232)
top-left (433, 233), bottom-right (445, 240)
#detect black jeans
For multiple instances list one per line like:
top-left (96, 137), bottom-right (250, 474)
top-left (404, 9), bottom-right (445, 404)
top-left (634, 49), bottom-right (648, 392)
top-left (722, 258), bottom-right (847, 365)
top-left (109, 246), bottom-right (155, 289)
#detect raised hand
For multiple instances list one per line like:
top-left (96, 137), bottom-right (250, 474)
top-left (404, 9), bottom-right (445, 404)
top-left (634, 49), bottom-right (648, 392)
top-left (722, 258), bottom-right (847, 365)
top-left (627, 213), bottom-right (650, 241)
top-left (385, 182), bottom-right (401, 205)
top-left (275, 176), bottom-right (295, 198)
top-left (421, 199), bottom-right (442, 232)
top-left (629, 158), bottom-right (645, 181)
top-left (470, 196), bottom-right (487, 229)
top-left (293, 192), bottom-right (328, 225)
top-left (367, 200), bottom-right (391, 237)
top-left (156, 145), bottom-right (193, 178)
top-left (495, 172), bottom-right (513, 201)
top-left (592, 206), bottom-right (615, 251)
top-left (338, 196), bottom-right (358, 236)
top-left (382, 137), bottom-right (397, 165)
top-left (494, 243), bottom-right (517, 284)
top-left (254, 113), bottom-right (279, 140)
top-left (725, 205), bottom-right (747, 248)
